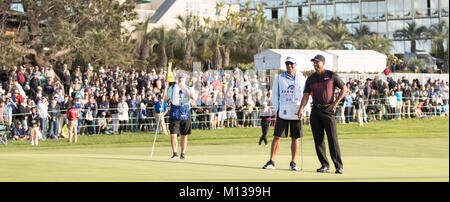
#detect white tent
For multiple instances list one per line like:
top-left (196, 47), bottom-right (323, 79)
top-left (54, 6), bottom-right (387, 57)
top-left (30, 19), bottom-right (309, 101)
top-left (254, 49), bottom-right (387, 73)
top-left (324, 50), bottom-right (387, 73)
top-left (253, 49), bottom-right (335, 72)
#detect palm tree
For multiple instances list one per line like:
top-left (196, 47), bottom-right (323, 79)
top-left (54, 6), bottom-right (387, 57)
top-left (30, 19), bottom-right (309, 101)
top-left (148, 26), bottom-right (178, 68)
top-left (201, 22), bottom-right (230, 70)
top-left (352, 25), bottom-right (376, 49)
top-left (176, 14), bottom-right (197, 69)
top-left (353, 25), bottom-right (376, 40)
top-left (245, 4), bottom-right (271, 53)
top-left (393, 21), bottom-right (428, 53)
top-left (426, 21), bottom-right (449, 72)
top-left (305, 11), bottom-right (325, 32)
top-left (131, 17), bottom-right (153, 61)
top-left (322, 20), bottom-right (355, 49)
top-left (221, 26), bottom-right (241, 67)
top-left (362, 34), bottom-right (393, 55)
top-left (222, 11), bottom-right (244, 67)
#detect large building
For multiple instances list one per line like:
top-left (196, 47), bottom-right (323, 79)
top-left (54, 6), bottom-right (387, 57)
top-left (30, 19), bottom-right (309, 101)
top-left (123, 0), bottom-right (239, 32)
top-left (219, 0), bottom-right (449, 55)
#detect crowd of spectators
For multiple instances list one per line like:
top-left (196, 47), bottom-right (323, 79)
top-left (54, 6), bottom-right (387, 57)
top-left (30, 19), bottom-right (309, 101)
top-left (0, 63), bottom-right (448, 143)
top-left (335, 75), bottom-right (449, 126)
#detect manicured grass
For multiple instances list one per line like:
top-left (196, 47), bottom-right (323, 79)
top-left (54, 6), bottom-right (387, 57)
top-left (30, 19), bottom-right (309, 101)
top-left (0, 117), bottom-right (448, 182)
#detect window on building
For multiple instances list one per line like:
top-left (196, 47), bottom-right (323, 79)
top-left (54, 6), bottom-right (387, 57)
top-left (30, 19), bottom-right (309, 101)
top-left (272, 9), bottom-right (278, 19)
top-left (336, 3), bottom-right (359, 22)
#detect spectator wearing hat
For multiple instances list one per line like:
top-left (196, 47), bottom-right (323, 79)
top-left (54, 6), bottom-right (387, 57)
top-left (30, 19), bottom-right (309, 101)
top-left (154, 93), bottom-right (168, 135)
top-left (30, 119), bottom-right (41, 146)
top-left (12, 121), bottom-right (29, 141)
top-left (67, 102), bottom-right (79, 143)
top-left (28, 106), bottom-right (40, 128)
top-left (29, 72), bottom-right (41, 95)
top-left (43, 79), bottom-right (55, 97)
top-left (48, 98), bottom-right (60, 139)
top-left (17, 96), bottom-right (30, 126)
top-left (149, 69), bottom-right (158, 81)
top-left (44, 65), bottom-right (56, 80)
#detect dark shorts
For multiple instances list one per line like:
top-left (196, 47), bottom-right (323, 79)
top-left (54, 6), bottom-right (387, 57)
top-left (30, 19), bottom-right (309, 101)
top-left (169, 118), bottom-right (192, 135)
top-left (273, 116), bottom-right (304, 138)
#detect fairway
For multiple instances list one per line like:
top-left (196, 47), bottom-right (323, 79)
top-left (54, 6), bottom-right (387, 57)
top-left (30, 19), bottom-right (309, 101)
top-left (1, 117), bottom-right (448, 182)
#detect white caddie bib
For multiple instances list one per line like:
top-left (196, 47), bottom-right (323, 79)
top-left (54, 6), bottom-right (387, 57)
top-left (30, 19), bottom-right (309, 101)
top-left (277, 72), bottom-right (306, 120)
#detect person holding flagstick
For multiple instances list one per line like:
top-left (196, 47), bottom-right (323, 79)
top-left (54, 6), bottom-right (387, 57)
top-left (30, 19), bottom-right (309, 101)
top-left (165, 71), bottom-right (196, 160)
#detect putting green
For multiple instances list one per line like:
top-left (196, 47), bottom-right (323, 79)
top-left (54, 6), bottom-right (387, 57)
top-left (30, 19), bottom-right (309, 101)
top-left (0, 118), bottom-right (448, 182)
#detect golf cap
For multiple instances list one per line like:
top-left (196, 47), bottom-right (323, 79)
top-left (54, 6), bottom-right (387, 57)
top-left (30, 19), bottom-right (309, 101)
top-left (177, 72), bottom-right (188, 79)
top-left (285, 56), bottom-right (296, 64)
top-left (311, 55), bottom-right (326, 62)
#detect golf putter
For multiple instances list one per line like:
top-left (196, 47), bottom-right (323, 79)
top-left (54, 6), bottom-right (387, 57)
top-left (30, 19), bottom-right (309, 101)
top-left (300, 137), bottom-right (303, 172)
top-left (150, 86), bottom-right (168, 159)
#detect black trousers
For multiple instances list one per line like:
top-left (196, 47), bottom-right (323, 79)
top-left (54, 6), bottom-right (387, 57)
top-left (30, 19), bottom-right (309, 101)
top-left (259, 119), bottom-right (271, 145)
top-left (310, 107), bottom-right (343, 170)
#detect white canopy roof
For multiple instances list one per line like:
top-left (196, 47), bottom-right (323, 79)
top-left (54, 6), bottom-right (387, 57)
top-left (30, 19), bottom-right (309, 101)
top-left (324, 50), bottom-right (387, 73)
top-left (254, 49), bottom-right (387, 73)
top-left (254, 49), bottom-right (335, 72)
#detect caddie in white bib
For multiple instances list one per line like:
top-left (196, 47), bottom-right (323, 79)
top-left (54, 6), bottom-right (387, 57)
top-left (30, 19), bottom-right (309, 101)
top-left (273, 71), bottom-right (306, 120)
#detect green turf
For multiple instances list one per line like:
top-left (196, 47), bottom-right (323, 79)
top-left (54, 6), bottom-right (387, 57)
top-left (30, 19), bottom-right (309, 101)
top-left (0, 117), bottom-right (448, 182)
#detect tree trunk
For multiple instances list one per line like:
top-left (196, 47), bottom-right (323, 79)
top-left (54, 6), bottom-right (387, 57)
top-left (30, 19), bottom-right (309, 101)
top-left (140, 37), bottom-right (149, 61)
top-left (222, 47), bottom-right (230, 68)
top-left (212, 44), bottom-right (222, 70)
top-left (411, 39), bottom-right (416, 53)
top-left (445, 45), bottom-right (449, 73)
top-left (182, 38), bottom-right (192, 68)
top-left (159, 45), bottom-right (168, 68)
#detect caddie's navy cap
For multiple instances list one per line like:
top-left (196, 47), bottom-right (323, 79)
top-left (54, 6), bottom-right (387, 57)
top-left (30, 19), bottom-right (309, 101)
top-left (311, 55), bottom-right (326, 62)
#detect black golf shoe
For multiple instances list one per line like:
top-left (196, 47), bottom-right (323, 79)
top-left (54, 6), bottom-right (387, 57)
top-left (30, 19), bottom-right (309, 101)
top-left (316, 166), bottom-right (330, 173)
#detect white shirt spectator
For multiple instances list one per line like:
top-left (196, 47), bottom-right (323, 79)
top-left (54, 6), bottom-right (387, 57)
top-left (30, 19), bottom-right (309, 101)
top-left (37, 100), bottom-right (48, 119)
top-left (117, 101), bottom-right (129, 121)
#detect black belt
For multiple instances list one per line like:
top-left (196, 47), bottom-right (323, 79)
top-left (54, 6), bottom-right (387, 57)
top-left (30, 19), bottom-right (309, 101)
top-left (313, 104), bottom-right (330, 110)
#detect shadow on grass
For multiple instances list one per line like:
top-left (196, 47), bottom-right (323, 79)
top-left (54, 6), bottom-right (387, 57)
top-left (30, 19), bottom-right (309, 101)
top-left (85, 156), bottom-right (317, 173)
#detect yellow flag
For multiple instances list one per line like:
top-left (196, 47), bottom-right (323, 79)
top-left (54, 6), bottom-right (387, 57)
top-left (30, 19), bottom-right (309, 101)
top-left (167, 62), bottom-right (175, 83)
